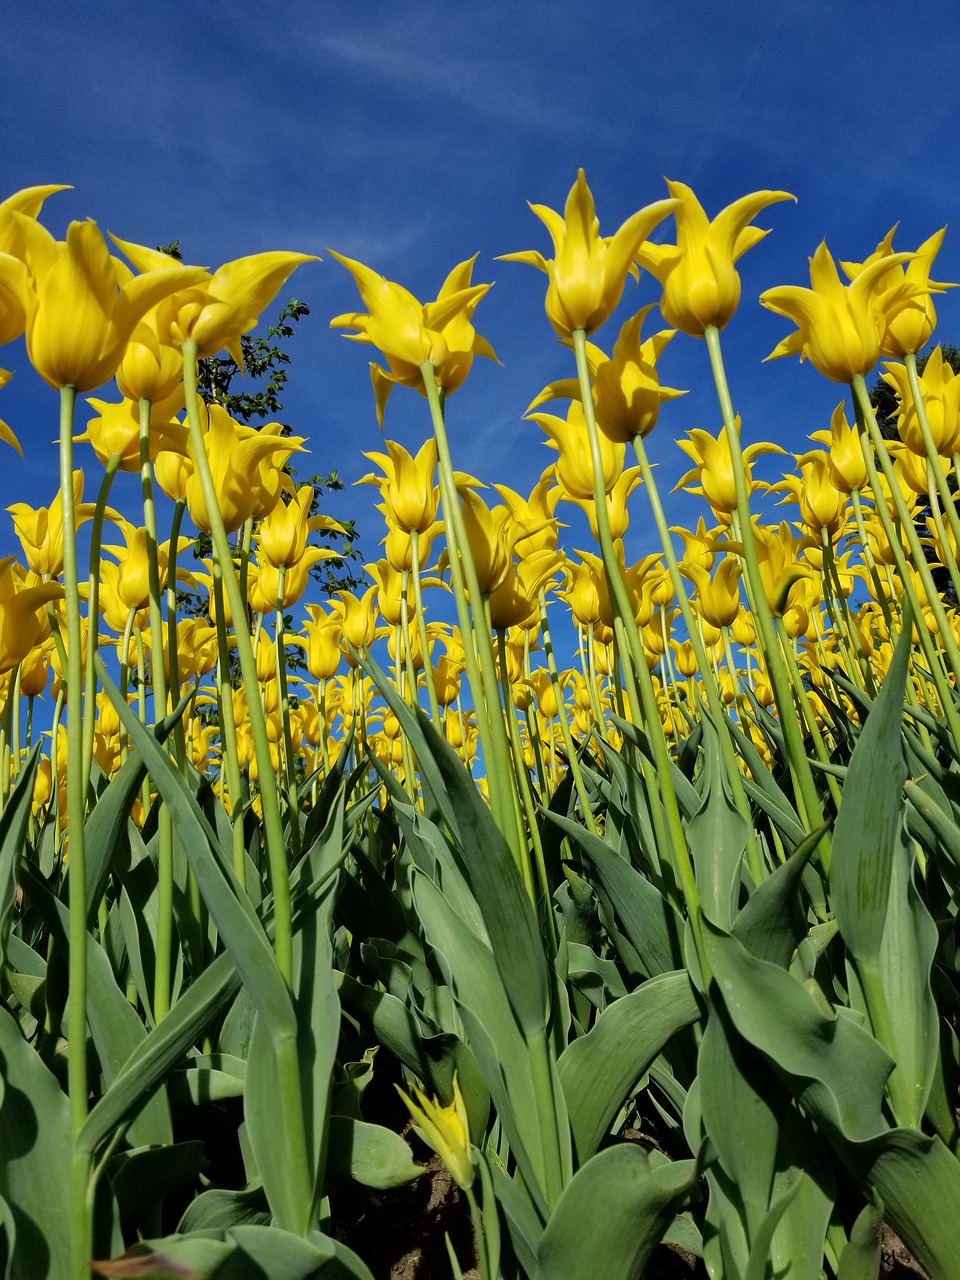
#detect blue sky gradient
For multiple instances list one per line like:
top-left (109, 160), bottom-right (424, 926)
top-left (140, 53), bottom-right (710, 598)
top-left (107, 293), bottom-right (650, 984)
top-left (4, 0), bottom-right (960, 583)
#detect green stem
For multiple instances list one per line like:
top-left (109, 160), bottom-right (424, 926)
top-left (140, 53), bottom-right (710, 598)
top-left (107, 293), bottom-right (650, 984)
top-left (631, 433), bottom-right (761, 880)
top-left (572, 330), bottom-right (702, 937)
top-left (276, 567), bottom-right (302, 857)
top-left (61, 385), bottom-right (92, 1280)
top-left (182, 341), bottom-right (292, 983)
top-left (411, 529), bottom-right (442, 727)
top-left (81, 452), bottom-right (121, 797)
top-left (419, 362), bottom-right (524, 863)
top-left (704, 325), bottom-right (827, 852)
top-left (850, 374), bottom-right (960, 743)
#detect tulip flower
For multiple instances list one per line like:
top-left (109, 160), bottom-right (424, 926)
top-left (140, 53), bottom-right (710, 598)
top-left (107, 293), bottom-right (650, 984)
top-left (113, 235), bottom-right (317, 366)
top-left (358, 438), bottom-right (440, 534)
top-left (808, 403), bottom-right (869, 494)
top-left (79, 393), bottom-right (188, 472)
top-left (530, 306), bottom-right (686, 444)
top-left (499, 170), bottom-right (678, 337)
top-left (635, 181), bottom-right (794, 337)
top-left (492, 471), bottom-right (561, 557)
top-left (487, 547), bottom-right (564, 630)
top-left (561, 465), bottom-right (644, 542)
top-left (0, 184), bottom-right (69, 346)
top-left (115, 304), bottom-right (185, 404)
top-left (166, 403), bottom-right (304, 534)
top-left (675, 420), bottom-right (783, 521)
top-left (775, 453), bottom-right (848, 538)
top-left (760, 241), bottom-right (922, 383)
top-left (0, 557), bottom-right (64, 674)
top-left (840, 225), bottom-right (955, 358)
top-left (331, 585), bottom-right (379, 660)
top-left (396, 1075), bottom-right (474, 1191)
top-left (8, 471), bottom-right (106, 577)
top-left (256, 482), bottom-right (344, 569)
top-left (529, 400), bottom-right (625, 500)
top-left (681, 557), bottom-right (743, 630)
top-left (881, 346), bottom-right (960, 456)
top-left (9, 218), bottom-right (205, 392)
top-left (329, 252), bottom-right (496, 424)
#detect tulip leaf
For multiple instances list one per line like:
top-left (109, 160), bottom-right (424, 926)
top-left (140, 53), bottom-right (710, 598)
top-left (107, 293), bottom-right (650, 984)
top-left (830, 617), bottom-right (910, 966)
top-left (836, 1202), bottom-right (883, 1280)
top-left (0, 1004), bottom-right (73, 1280)
top-left (0, 744), bottom-right (40, 968)
top-left (547, 808), bottom-right (683, 978)
top-left (533, 1145), bottom-right (698, 1280)
top-left (557, 970), bottom-right (700, 1162)
top-left (685, 713), bottom-right (750, 930)
top-left (325, 1116), bottom-right (422, 1189)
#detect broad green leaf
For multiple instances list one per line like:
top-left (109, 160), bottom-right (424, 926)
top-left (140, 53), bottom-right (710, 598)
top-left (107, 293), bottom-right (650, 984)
top-left (325, 1116), bottom-right (421, 1189)
top-left (533, 1145), bottom-right (698, 1280)
top-left (0, 1005), bottom-right (72, 1280)
top-left (830, 619), bottom-right (910, 965)
top-left (17, 862), bottom-right (173, 1149)
top-left (557, 970), bottom-right (699, 1162)
top-left (836, 1202), bottom-right (882, 1280)
top-left (686, 713), bottom-right (750, 930)
top-left (0, 745), bottom-right (40, 967)
top-left (547, 809), bottom-right (683, 978)
top-left (108, 1142), bottom-right (206, 1226)
top-left (702, 919), bottom-right (892, 1145)
top-left (732, 830), bottom-right (820, 968)
top-left (79, 950), bottom-right (241, 1157)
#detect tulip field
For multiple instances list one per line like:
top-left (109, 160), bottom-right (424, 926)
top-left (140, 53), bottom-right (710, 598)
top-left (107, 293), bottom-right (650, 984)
top-left (2, 173), bottom-right (960, 1279)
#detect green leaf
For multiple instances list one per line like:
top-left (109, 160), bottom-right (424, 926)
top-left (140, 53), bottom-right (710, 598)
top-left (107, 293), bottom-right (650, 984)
top-left (0, 1005), bottom-right (72, 1280)
top-left (830, 618), bottom-right (910, 965)
top-left (325, 1116), bottom-right (421, 1189)
top-left (686, 713), bottom-right (750, 930)
top-left (0, 745), bottom-right (40, 967)
top-left (557, 971), bottom-right (700, 1162)
top-left (547, 809), bottom-right (683, 978)
top-left (108, 1142), bottom-right (207, 1226)
top-left (836, 1202), bottom-right (883, 1280)
top-left (533, 1145), bottom-right (698, 1280)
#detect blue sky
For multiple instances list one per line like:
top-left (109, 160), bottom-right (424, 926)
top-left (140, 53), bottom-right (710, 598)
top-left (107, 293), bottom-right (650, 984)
top-left (4, 0), bottom-right (960, 590)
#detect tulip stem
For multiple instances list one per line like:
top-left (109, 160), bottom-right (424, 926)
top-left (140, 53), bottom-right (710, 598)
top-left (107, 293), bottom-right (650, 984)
top-left (60, 384), bottom-right (92, 1280)
top-left (631, 433), bottom-right (763, 882)
top-left (704, 325), bottom-right (828, 862)
top-left (81, 452), bottom-right (121, 798)
top-left (419, 362), bottom-right (526, 866)
top-left (182, 341), bottom-right (293, 983)
top-left (411, 529), bottom-right (442, 727)
top-left (572, 329), bottom-right (703, 940)
top-left (276, 568), bottom-right (302, 857)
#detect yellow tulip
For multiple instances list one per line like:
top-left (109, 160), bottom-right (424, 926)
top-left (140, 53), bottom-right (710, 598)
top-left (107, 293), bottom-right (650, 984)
top-left (840, 226), bottom-right (955, 358)
top-left (675, 420), bottom-right (782, 521)
top-left (12, 218), bottom-right (204, 391)
top-left (8, 471), bottom-right (104, 577)
top-left (173, 403), bottom-right (304, 534)
top-left (358, 438), bottom-right (439, 534)
top-left (530, 399), bottom-right (625, 499)
top-left (637, 180), bottom-right (794, 336)
top-left (492, 471), bottom-right (561, 557)
top-left (331, 585), bottom-right (379, 661)
top-left (365, 559), bottom-right (413, 628)
top-left (396, 1075), bottom-right (474, 1191)
top-left (115, 304), bottom-right (185, 404)
top-left (329, 253), bottom-right (496, 424)
top-left (881, 346), bottom-right (960, 456)
top-left (256, 482), bottom-right (335, 569)
top-left (776, 452), bottom-right (848, 538)
top-left (530, 306), bottom-right (686, 444)
top-left (113, 235), bottom-right (316, 366)
top-left (487, 547), bottom-right (564, 630)
top-left (457, 488), bottom-right (526, 596)
top-left (0, 184), bottom-right (70, 345)
top-left (301, 605), bottom-right (342, 681)
top-left (499, 170), bottom-right (678, 336)
top-left (760, 241), bottom-right (921, 383)
top-left (808, 403), bottom-right (868, 494)
top-left (79, 392), bottom-right (188, 472)
top-left (562, 466), bottom-right (643, 542)
top-left (0, 557), bottom-right (63, 674)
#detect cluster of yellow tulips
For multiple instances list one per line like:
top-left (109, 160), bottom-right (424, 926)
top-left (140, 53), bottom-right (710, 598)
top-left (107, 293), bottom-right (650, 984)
top-left (0, 173), bottom-right (956, 862)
